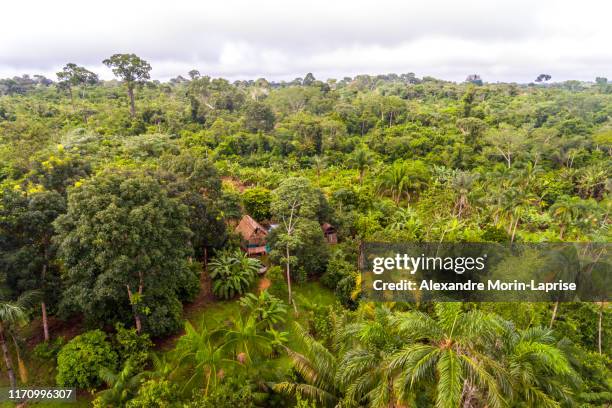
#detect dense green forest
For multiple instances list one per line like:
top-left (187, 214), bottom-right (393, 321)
top-left (0, 55), bottom-right (610, 407)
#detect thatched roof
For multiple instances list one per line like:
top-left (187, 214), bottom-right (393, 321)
top-left (235, 215), bottom-right (268, 240)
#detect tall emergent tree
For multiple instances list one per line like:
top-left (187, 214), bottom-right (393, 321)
top-left (54, 169), bottom-right (198, 336)
top-left (56, 63), bottom-right (99, 107)
top-left (102, 54), bottom-right (152, 117)
top-left (270, 177), bottom-right (329, 305)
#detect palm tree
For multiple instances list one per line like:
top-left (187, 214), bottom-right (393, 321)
top-left (174, 321), bottom-right (230, 396)
top-left (312, 155), bottom-right (326, 185)
top-left (336, 306), bottom-right (402, 407)
top-left (501, 327), bottom-right (577, 407)
top-left (0, 291), bottom-right (38, 388)
top-left (220, 315), bottom-right (272, 364)
top-left (388, 303), bottom-right (506, 408)
top-left (377, 161), bottom-right (429, 206)
top-left (451, 170), bottom-right (477, 219)
top-left (275, 322), bottom-right (343, 407)
top-left (377, 162), bottom-right (410, 205)
top-left (578, 166), bottom-right (608, 199)
top-left (239, 290), bottom-right (288, 328)
top-left (550, 196), bottom-right (586, 239)
top-left (94, 362), bottom-right (148, 407)
top-left (350, 148), bottom-right (375, 184)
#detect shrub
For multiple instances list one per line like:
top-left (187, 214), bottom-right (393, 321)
top-left (33, 337), bottom-right (65, 360)
top-left (114, 324), bottom-right (153, 371)
top-left (186, 376), bottom-right (255, 407)
top-left (209, 250), bottom-right (260, 299)
top-left (56, 330), bottom-right (118, 389)
top-left (266, 265), bottom-right (288, 300)
top-left (242, 187), bottom-right (272, 221)
top-left (127, 380), bottom-right (181, 408)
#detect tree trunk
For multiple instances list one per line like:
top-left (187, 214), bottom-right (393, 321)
top-left (549, 301), bottom-right (559, 328)
top-left (598, 301), bottom-right (604, 354)
top-left (41, 302), bottom-right (49, 342)
top-left (0, 322), bottom-right (16, 389)
top-left (69, 87), bottom-right (74, 111)
top-left (126, 284), bottom-right (142, 333)
top-left (41, 256), bottom-right (50, 341)
top-left (510, 217), bottom-right (519, 243)
top-left (128, 86), bottom-right (136, 117)
top-left (285, 244), bottom-right (292, 305)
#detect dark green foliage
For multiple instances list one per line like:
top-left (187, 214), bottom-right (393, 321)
top-left (186, 376), bottom-right (256, 408)
top-left (0, 67), bottom-right (610, 407)
top-left (114, 323), bottom-right (153, 371)
top-left (54, 169), bottom-right (197, 336)
top-left (56, 330), bottom-right (118, 389)
top-left (244, 102), bottom-right (275, 132)
top-left (32, 337), bottom-right (65, 360)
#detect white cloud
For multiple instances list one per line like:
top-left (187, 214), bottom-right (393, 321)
top-left (0, 0), bottom-right (610, 82)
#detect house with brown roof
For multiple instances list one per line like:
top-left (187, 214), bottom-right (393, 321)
top-left (321, 222), bottom-right (338, 244)
top-left (235, 215), bottom-right (268, 256)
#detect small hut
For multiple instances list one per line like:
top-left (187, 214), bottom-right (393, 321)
top-left (235, 215), bottom-right (268, 256)
top-left (321, 223), bottom-right (338, 244)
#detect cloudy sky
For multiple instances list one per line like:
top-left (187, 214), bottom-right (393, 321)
top-left (1, 0), bottom-right (611, 83)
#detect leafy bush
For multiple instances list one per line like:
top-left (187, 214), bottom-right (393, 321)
top-left (209, 250), bottom-right (260, 299)
top-left (142, 291), bottom-right (185, 337)
top-left (56, 330), bottom-right (118, 389)
top-left (186, 376), bottom-right (256, 407)
top-left (321, 257), bottom-right (354, 290)
top-left (242, 187), bottom-right (272, 221)
top-left (266, 265), bottom-right (288, 300)
top-left (114, 323), bottom-right (153, 371)
top-left (33, 337), bottom-right (65, 360)
top-left (127, 380), bottom-right (182, 408)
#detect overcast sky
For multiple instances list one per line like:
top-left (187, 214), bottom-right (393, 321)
top-left (1, 0), bottom-right (611, 83)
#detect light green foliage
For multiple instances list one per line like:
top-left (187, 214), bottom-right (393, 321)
top-left (242, 187), bottom-right (272, 221)
top-left (209, 250), bottom-right (260, 299)
top-left (56, 330), bottom-right (118, 389)
top-left (239, 290), bottom-right (288, 328)
top-left (127, 379), bottom-right (182, 408)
